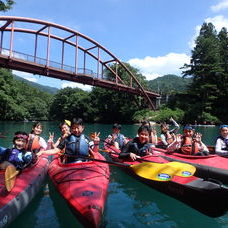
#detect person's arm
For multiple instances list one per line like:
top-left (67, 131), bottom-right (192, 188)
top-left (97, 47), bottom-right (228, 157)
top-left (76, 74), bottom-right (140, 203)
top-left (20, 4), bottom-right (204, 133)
top-left (119, 141), bottom-right (140, 160)
top-left (160, 134), bottom-right (168, 146)
top-left (166, 135), bottom-right (181, 153)
top-left (198, 142), bottom-right (209, 152)
top-left (39, 137), bottom-right (48, 150)
top-left (169, 117), bottom-right (180, 134)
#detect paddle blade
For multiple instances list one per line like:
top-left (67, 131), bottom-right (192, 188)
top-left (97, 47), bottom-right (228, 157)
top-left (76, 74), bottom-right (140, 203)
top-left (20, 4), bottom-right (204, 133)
top-left (130, 162), bottom-right (175, 181)
top-left (167, 162), bottom-right (196, 177)
top-left (5, 165), bottom-right (18, 192)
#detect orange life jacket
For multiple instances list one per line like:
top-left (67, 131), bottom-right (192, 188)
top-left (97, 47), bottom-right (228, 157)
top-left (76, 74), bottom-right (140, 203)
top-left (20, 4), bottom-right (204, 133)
top-left (27, 134), bottom-right (41, 152)
top-left (180, 136), bottom-right (199, 155)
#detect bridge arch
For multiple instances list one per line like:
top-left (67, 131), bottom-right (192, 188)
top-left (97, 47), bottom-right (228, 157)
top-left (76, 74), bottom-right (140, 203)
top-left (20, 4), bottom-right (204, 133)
top-left (0, 16), bottom-right (160, 109)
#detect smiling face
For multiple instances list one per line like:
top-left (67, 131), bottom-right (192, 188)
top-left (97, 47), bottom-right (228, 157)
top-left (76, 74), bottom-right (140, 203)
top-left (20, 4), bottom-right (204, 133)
top-left (14, 138), bottom-right (27, 150)
top-left (221, 127), bottom-right (228, 138)
top-left (184, 129), bottom-right (194, 137)
top-left (32, 124), bottom-right (43, 135)
top-left (61, 123), bottom-right (70, 135)
top-left (71, 124), bottom-right (84, 136)
top-left (138, 130), bottom-right (149, 144)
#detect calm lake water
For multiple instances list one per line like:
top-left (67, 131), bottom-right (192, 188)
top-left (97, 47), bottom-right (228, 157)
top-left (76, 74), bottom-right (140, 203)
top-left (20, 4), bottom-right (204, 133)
top-left (1, 121), bottom-right (228, 228)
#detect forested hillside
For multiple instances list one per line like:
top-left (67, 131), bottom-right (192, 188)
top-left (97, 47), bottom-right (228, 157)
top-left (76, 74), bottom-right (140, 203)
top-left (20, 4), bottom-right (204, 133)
top-left (0, 69), bottom-right (52, 120)
top-left (13, 75), bottom-right (58, 94)
top-left (148, 74), bottom-right (191, 94)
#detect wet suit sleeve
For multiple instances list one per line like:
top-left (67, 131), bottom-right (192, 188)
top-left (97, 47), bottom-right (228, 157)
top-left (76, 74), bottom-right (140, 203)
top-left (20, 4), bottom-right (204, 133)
top-left (57, 138), bottom-right (66, 150)
top-left (118, 141), bottom-right (132, 158)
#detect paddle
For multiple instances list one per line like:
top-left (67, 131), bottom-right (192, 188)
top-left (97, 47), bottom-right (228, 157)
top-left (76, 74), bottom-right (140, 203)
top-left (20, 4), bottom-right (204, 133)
top-left (5, 165), bottom-right (19, 192)
top-left (100, 149), bottom-right (196, 178)
top-left (62, 154), bottom-right (193, 181)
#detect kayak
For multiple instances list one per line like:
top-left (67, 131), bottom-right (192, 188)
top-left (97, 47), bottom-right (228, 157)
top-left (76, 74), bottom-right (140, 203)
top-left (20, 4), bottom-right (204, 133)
top-left (0, 155), bottom-right (49, 227)
top-left (104, 144), bottom-right (228, 217)
top-left (48, 152), bottom-right (110, 228)
top-left (151, 147), bottom-right (228, 185)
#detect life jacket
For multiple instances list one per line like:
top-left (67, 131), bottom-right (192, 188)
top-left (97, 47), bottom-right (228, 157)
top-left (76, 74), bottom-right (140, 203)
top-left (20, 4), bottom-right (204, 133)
top-left (217, 136), bottom-right (228, 150)
top-left (180, 137), bottom-right (199, 155)
top-left (114, 134), bottom-right (125, 149)
top-left (27, 135), bottom-right (41, 153)
top-left (64, 134), bottom-right (89, 162)
top-left (5, 148), bottom-right (33, 170)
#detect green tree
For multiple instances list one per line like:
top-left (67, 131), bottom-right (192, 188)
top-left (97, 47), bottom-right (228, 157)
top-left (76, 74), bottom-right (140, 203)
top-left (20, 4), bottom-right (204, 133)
top-left (182, 22), bottom-right (223, 122)
top-left (0, 0), bottom-right (14, 11)
top-left (49, 87), bottom-right (94, 121)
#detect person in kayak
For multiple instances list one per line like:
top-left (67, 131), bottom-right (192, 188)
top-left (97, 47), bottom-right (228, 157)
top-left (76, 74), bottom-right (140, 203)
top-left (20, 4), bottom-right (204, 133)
top-left (27, 122), bottom-right (48, 153)
top-left (166, 126), bottom-right (209, 155)
top-left (37, 118), bottom-right (100, 163)
top-left (215, 125), bottom-right (228, 157)
top-left (158, 117), bottom-right (180, 149)
top-left (48, 120), bottom-right (71, 149)
top-left (140, 120), bottom-right (157, 145)
top-left (118, 125), bottom-right (154, 161)
top-left (106, 123), bottom-right (128, 150)
top-left (0, 131), bottom-right (33, 170)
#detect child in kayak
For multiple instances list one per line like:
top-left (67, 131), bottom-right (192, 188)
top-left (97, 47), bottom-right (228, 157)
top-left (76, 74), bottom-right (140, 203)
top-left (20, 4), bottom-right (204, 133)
top-left (158, 117), bottom-right (180, 148)
top-left (166, 126), bottom-right (209, 155)
top-left (27, 122), bottom-right (48, 153)
top-left (37, 118), bottom-right (100, 163)
top-left (140, 120), bottom-right (157, 145)
top-left (0, 131), bottom-right (33, 170)
top-left (106, 123), bottom-right (128, 150)
top-left (215, 125), bottom-right (228, 157)
top-left (48, 120), bottom-right (71, 149)
top-left (119, 125), bottom-right (153, 161)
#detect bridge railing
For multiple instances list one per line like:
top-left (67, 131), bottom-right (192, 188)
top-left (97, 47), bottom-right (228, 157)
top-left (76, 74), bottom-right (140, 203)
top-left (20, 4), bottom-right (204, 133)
top-left (0, 47), bottom-right (97, 77)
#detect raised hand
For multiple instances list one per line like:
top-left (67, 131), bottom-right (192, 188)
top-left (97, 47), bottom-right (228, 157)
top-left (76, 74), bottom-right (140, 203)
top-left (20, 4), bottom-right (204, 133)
top-left (48, 132), bottom-right (54, 143)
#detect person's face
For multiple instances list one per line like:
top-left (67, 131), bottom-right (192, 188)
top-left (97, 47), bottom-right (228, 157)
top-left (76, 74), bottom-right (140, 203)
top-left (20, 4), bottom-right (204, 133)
top-left (221, 127), bottom-right (228, 138)
top-left (14, 138), bottom-right (27, 150)
top-left (138, 130), bottom-right (149, 144)
top-left (71, 124), bottom-right (84, 136)
top-left (161, 126), bottom-right (169, 133)
top-left (61, 124), bottom-right (70, 135)
top-left (184, 129), bottom-right (194, 137)
top-left (113, 128), bottom-right (120, 134)
top-left (33, 125), bottom-right (42, 135)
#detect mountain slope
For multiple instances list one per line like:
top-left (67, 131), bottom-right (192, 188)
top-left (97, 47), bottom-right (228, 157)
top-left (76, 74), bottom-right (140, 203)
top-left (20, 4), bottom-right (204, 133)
top-left (13, 74), bottom-right (58, 94)
top-left (148, 74), bottom-right (192, 94)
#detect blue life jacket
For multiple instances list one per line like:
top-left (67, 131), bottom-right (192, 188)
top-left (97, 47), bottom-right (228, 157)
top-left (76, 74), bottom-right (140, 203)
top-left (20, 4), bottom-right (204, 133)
top-left (218, 136), bottom-right (228, 150)
top-left (65, 134), bottom-right (89, 159)
top-left (6, 148), bottom-right (32, 169)
top-left (0, 146), bottom-right (6, 155)
top-left (114, 134), bottom-right (125, 149)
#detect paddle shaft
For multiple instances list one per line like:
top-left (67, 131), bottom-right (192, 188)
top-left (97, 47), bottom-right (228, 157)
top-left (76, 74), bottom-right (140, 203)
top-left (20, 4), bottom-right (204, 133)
top-left (63, 154), bottom-right (130, 168)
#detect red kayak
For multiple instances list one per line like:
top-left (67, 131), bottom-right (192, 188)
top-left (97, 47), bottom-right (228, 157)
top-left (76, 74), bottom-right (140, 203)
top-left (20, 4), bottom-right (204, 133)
top-left (151, 147), bottom-right (228, 185)
top-left (104, 144), bottom-right (228, 217)
top-left (48, 152), bottom-right (110, 228)
top-left (0, 155), bottom-right (49, 227)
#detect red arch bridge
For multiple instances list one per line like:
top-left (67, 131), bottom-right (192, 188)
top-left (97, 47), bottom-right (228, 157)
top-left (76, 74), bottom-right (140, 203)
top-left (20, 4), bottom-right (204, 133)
top-left (0, 16), bottom-right (161, 110)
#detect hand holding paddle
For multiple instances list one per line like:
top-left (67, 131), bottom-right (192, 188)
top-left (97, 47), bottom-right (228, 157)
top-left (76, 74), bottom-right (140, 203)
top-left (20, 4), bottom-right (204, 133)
top-left (100, 148), bottom-right (196, 178)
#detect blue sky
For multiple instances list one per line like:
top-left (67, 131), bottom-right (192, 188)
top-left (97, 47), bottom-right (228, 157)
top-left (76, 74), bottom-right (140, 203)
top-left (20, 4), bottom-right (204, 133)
top-left (1, 0), bottom-right (228, 90)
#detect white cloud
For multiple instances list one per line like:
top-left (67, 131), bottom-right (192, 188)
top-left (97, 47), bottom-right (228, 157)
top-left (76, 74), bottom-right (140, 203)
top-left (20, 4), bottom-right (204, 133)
top-left (211, 0), bottom-right (228, 12)
top-left (189, 15), bottom-right (228, 49)
top-left (128, 53), bottom-right (190, 80)
top-left (205, 15), bottom-right (228, 30)
top-left (12, 70), bottom-right (38, 82)
top-left (61, 82), bottom-right (92, 91)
